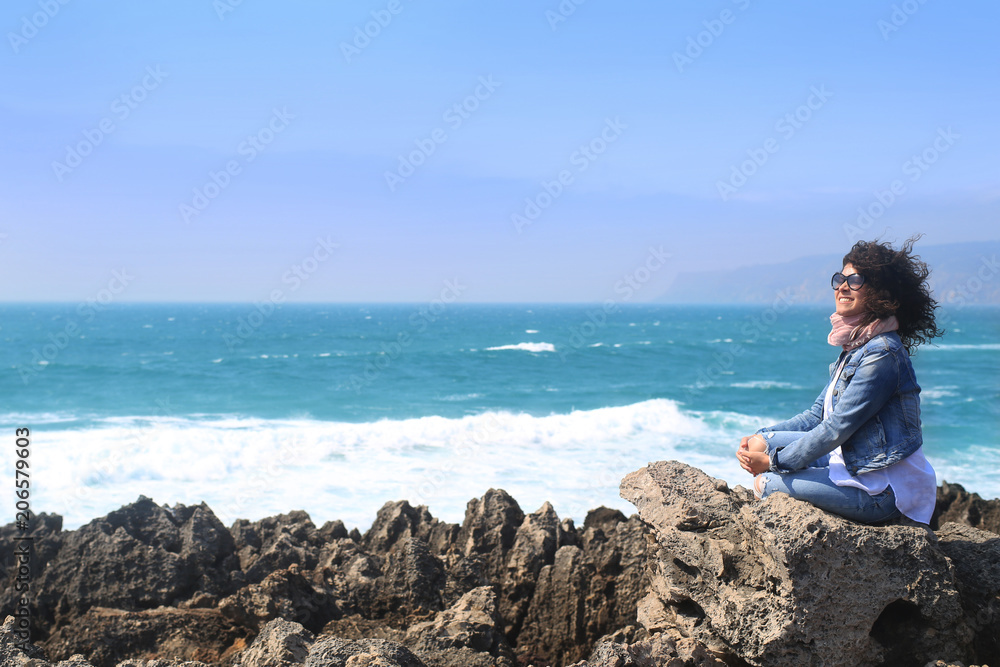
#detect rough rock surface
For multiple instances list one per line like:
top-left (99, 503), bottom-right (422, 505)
top-left (2, 472), bottom-right (998, 667)
top-left (28, 497), bottom-right (238, 637)
top-left (933, 480), bottom-right (1000, 534)
top-left (580, 632), bottom-right (728, 667)
top-left (405, 586), bottom-right (515, 667)
top-left (42, 606), bottom-right (246, 667)
top-left (219, 564), bottom-right (337, 633)
top-left (304, 637), bottom-right (426, 667)
top-left (619, 460), bottom-right (998, 667)
top-left (234, 618), bottom-right (314, 667)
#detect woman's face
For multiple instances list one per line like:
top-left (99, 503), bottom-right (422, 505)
top-left (835, 262), bottom-right (868, 317)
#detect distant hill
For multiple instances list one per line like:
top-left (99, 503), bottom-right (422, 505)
top-left (656, 241), bottom-right (1000, 305)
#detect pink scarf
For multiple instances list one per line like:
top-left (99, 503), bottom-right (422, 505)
top-left (828, 312), bottom-right (898, 350)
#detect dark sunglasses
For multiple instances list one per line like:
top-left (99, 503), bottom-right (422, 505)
top-left (831, 272), bottom-right (865, 291)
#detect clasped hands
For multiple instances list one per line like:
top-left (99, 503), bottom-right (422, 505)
top-left (736, 434), bottom-right (771, 476)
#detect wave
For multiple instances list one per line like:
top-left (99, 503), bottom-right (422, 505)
top-left (21, 399), bottom-right (997, 533)
top-left (484, 342), bottom-right (556, 353)
top-left (926, 344), bottom-right (1000, 351)
top-left (731, 381), bottom-right (801, 390)
top-left (921, 387), bottom-right (959, 400)
top-left (19, 399), bottom-right (766, 532)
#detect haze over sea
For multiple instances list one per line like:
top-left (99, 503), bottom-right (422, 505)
top-left (3, 303), bottom-right (997, 530)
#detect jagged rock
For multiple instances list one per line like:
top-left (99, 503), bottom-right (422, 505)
top-left (234, 618), bottom-right (314, 667)
top-left (620, 460), bottom-right (985, 667)
top-left (319, 614), bottom-right (408, 643)
top-left (498, 502), bottom-right (563, 641)
top-left (2, 613), bottom-right (49, 666)
top-left (935, 522), bottom-right (1000, 664)
top-left (576, 511), bottom-right (651, 643)
top-left (318, 521), bottom-right (350, 543)
top-left (0, 511), bottom-right (63, 576)
top-left (379, 538), bottom-right (447, 616)
top-left (315, 535), bottom-right (447, 621)
top-left (518, 545), bottom-right (590, 665)
top-left (405, 586), bottom-right (515, 667)
top-left (230, 511), bottom-right (325, 586)
top-left (41, 606), bottom-right (245, 667)
top-left (511, 509), bottom-right (651, 667)
top-left (314, 538), bottom-right (384, 617)
top-left (219, 565), bottom-right (337, 633)
top-left (304, 637), bottom-right (426, 667)
top-left (933, 481), bottom-right (1000, 535)
top-left (363, 502), bottom-right (457, 558)
top-left (455, 490), bottom-right (524, 585)
top-left (29, 498), bottom-right (237, 636)
top-left (582, 632), bottom-right (727, 667)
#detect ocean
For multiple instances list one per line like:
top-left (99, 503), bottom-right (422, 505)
top-left (3, 303), bottom-right (997, 530)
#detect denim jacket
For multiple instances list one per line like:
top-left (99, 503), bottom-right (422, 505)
top-left (759, 331), bottom-right (923, 476)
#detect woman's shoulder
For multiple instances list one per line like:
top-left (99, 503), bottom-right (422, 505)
top-left (857, 330), bottom-right (906, 356)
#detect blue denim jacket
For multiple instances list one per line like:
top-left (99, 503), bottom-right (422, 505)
top-left (758, 331), bottom-right (923, 476)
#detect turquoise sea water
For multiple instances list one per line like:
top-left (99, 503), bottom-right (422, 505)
top-left (2, 303), bottom-right (997, 530)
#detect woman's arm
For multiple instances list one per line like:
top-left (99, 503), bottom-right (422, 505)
top-left (755, 388), bottom-right (825, 434)
top-left (768, 345), bottom-right (900, 473)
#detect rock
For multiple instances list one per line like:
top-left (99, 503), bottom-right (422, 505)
top-left (314, 538), bottom-right (385, 618)
top-left (318, 521), bottom-right (350, 543)
top-left (585, 632), bottom-right (727, 667)
top-left (935, 522), bottom-right (1000, 665)
top-left (498, 502), bottom-right (563, 641)
top-left (41, 606), bottom-right (245, 667)
top-left (620, 460), bottom-right (984, 667)
top-left (363, 502), bottom-right (457, 558)
top-left (933, 481), bottom-right (1000, 535)
top-left (319, 615), bottom-right (408, 644)
top-left (455, 490), bottom-right (524, 585)
top-left (404, 586), bottom-right (515, 667)
top-left (576, 512), bottom-right (651, 644)
top-left (2, 613), bottom-right (49, 666)
top-left (517, 544), bottom-right (590, 665)
top-left (28, 498), bottom-right (237, 635)
top-left (219, 565), bottom-right (338, 633)
top-left (235, 618), bottom-right (314, 667)
top-left (511, 510), bottom-right (651, 667)
top-left (378, 538), bottom-right (447, 616)
top-left (230, 511), bottom-right (324, 586)
top-left (304, 637), bottom-right (426, 667)
top-left (315, 534), bottom-right (447, 621)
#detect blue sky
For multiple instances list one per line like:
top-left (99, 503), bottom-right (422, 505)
top-left (2, 0), bottom-right (998, 302)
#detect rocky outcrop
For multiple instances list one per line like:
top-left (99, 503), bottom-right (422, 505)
top-left (404, 586), bottom-right (515, 667)
top-left (2, 469), bottom-right (997, 667)
top-left (42, 607), bottom-right (246, 667)
top-left (618, 460), bottom-right (999, 667)
top-left (933, 480), bottom-right (1000, 534)
top-left (26, 497), bottom-right (238, 637)
top-left (235, 618), bottom-right (314, 667)
top-left (0, 490), bottom-right (648, 667)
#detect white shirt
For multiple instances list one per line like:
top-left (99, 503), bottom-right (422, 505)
top-left (823, 355), bottom-right (937, 524)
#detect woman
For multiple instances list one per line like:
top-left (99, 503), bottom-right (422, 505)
top-left (736, 237), bottom-right (942, 524)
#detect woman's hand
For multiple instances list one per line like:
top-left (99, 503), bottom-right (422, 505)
top-left (736, 434), bottom-right (770, 475)
top-left (737, 449), bottom-right (771, 475)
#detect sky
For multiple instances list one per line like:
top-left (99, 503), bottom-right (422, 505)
top-left (1, 0), bottom-right (998, 303)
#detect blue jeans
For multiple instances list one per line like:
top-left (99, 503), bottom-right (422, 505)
top-left (757, 431), bottom-right (901, 524)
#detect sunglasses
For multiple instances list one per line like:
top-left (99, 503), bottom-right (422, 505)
top-left (831, 272), bottom-right (865, 291)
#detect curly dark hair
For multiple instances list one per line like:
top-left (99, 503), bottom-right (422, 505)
top-left (842, 235), bottom-right (943, 353)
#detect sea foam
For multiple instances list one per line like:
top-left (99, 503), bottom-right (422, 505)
top-left (25, 399), bottom-right (765, 531)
